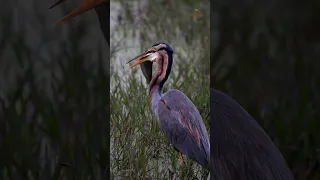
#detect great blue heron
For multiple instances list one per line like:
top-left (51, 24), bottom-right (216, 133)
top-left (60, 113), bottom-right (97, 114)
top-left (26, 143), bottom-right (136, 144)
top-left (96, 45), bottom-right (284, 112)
top-left (211, 88), bottom-right (295, 179)
top-left (127, 42), bottom-right (210, 169)
top-left (49, 0), bottom-right (153, 84)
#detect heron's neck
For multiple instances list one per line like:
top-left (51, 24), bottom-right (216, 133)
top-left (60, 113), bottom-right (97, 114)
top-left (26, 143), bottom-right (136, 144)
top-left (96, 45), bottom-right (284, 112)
top-left (148, 62), bottom-right (164, 108)
top-left (149, 84), bottom-right (163, 114)
top-left (148, 52), bottom-right (172, 111)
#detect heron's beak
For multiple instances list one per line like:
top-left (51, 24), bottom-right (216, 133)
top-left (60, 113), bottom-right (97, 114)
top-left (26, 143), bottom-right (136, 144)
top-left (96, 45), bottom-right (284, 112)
top-left (126, 52), bottom-right (152, 70)
top-left (50, 0), bottom-right (105, 23)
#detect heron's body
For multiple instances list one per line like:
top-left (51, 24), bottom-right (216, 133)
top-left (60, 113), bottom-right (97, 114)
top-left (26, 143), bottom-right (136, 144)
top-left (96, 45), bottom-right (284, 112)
top-left (128, 42), bottom-right (210, 168)
top-left (211, 88), bottom-right (294, 180)
top-left (154, 89), bottom-right (210, 166)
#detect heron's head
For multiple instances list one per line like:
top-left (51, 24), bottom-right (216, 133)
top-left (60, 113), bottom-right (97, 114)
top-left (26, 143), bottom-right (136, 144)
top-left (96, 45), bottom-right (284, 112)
top-left (127, 42), bottom-right (174, 69)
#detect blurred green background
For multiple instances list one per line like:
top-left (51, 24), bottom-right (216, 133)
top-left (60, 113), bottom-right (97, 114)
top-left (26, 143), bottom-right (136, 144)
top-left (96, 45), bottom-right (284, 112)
top-left (212, 0), bottom-right (320, 179)
top-left (0, 0), bottom-right (109, 179)
top-left (110, 0), bottom-right (209, 179)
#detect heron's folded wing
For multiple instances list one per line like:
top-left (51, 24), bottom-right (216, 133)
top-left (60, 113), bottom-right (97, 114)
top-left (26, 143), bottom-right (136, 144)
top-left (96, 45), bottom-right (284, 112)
top-left (157, 90), bottom-right (209, 166)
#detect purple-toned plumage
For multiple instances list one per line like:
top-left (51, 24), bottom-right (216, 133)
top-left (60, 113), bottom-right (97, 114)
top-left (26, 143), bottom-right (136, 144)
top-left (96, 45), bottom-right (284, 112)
top-left (127, 43), bottom-right (210, 168)
top-left (158, 90), bottom-right (210, 167)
